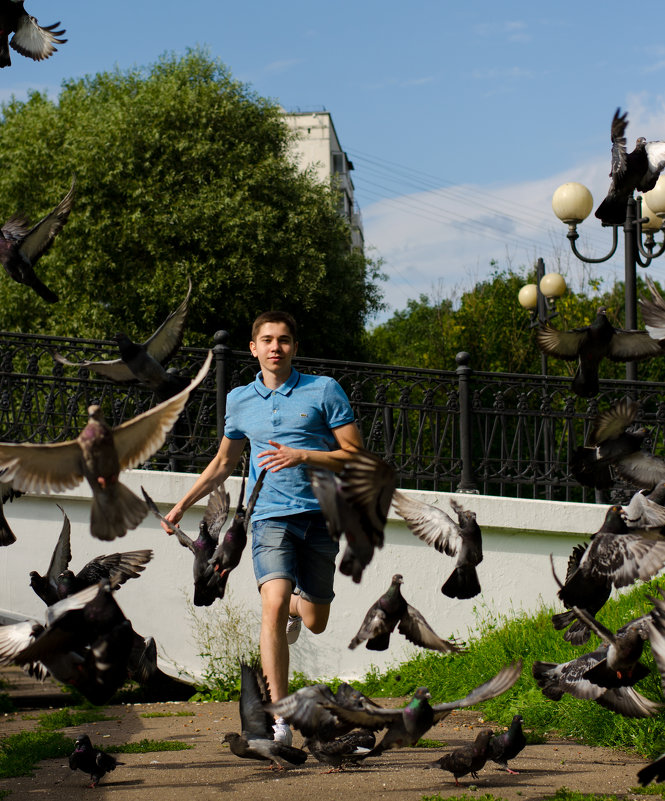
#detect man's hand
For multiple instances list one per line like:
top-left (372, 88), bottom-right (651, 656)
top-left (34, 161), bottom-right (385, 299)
top-left (257, 440), bottom-right (305, 472)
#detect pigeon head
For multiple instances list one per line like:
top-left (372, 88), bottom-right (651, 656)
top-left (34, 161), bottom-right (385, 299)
top-left (87, 404), bottom-right (103, 420)
top-left (391, 574), bottom-right (404, 585)
top-left (413, 687), bottom-right (431, 701)
top-left (75, 734), bottom-right (93, 749)
top-left (596, 306), bottom-right (608, 316)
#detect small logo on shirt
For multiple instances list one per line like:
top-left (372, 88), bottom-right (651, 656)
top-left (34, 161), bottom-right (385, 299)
top-left (300, 413), bottom-right (308, 417)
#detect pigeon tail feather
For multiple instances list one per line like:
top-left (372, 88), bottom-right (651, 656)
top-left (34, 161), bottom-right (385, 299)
top-left (90, 485), bottom-right (147, 541)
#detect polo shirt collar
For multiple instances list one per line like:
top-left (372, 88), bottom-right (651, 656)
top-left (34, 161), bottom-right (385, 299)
top-left (253, 367), bottom-right (300, 398)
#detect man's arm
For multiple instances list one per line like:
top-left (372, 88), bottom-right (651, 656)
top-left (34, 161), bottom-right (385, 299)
top-left (162, 435), bottom-right (247, 528)
top-left (256, 421), bottom-right (363, 474)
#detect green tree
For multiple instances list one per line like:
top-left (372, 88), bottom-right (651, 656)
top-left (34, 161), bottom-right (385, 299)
top-left (366, 263), bottom-right (665, 381)
top-left (0, 49), bottom-right (383, 358)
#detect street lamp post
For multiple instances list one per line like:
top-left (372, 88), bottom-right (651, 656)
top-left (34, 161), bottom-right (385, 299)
top-left (518, 257), bottom-right (567, 375)
top-left (552, 177), bottom-right (665, 381)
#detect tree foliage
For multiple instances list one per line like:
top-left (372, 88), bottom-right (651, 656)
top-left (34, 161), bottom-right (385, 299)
top-left (0, 49), bottom-right (383, 358)
top-left (366, 262), bottom-right (665, 382)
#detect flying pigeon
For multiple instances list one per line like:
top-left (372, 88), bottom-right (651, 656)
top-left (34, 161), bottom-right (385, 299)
top-left (266, 682), bottom-right (383, 743)
top-left (429, 728), bottom-right (493, 786)
top-left (0, 178), bottom-right (75, 302)
top-left (29, 505), bottom-right (152, 604)
top-left (392, 491), bottom-right (483, 598)
top-left (222, 661), bottom-right (308, 770)
top-left (0, 581), bottom-right (135, 704)
top-left (69, 733), bottom-right (122, 788)
top-left (596, 109), bottom-right (665, 225)
top-left (532, 648), bottom-right (662, 717)
top-left (309, 448), bottom-right (395, 583)
top-left (0, 479), bottom-right (21, 546)
top-left (348, 573), bottom-right (465, 653)
top-left (0, 350), bottom-right (212, 540)
top-left (624, 482), bottom-right (665, 528)
top-left (571, 400), bottom-right (665, 490)
top-left (554, 505), bottom-right (665, 613)
top-left (639, 276), bottom-right (665, 342)
top-left (322, 662), bottom-right (522, 757)
top-left (536, 308), bottom-right (662, 398)
top-left (487, 713), bottom-right (526, 774)
top-left (0, 0), bottom-right (66, 67)
top-left (54, 277), bottom-right (193, 400)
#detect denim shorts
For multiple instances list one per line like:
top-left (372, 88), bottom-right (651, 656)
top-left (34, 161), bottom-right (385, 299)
top-left (251, 512), bottom-right (339, 604)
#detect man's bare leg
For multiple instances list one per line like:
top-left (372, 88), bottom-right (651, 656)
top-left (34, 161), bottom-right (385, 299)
top-left (289, 593), bottom-right (331, 634)
top-left (259, 578), bottom-right (292, 702)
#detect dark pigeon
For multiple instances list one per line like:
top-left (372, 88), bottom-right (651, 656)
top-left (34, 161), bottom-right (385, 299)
top-left (429, 728), bottom-right (493, 786)
top-left (348, 573), bottom-right (465, 653)
top-left (54, 278), bottom-right (193, 400)
top-left (222, 661), bottom-right (308, 770)
top-left (143, 483), bottom-right (230, 606)
top-left (393, 491), bottom-right (483, 598)
top-left (322, 662), bottom-right (522, 758)
top-left (69, 733), bottom-right (121, 788)
top-left (639, 753), bottom-right (665, 787)
top-left (309, 448), bottom-right (395, 583)
top-left (596, 109), bottom-right (665, 225)
top-left (304, 729), bottom-right (375, 772)
top-left (536, 308), bottom-right (661, 398)
top-left (0, 178), bottom-right (74, 301)
top-left (571, 400), bottom-right (665, 491)
top-left (488, 714), bottom-right (527, 774)
top-left (0, 0), bottom-right (66, 67)
top-left (29, 504), bottom-right (72, 605)
top-left (0, 351), bottom-right (211, 541)
top-left (0, 479), bottom-right (21, 546)
top-left (532, 649), bottom-right (661, 717)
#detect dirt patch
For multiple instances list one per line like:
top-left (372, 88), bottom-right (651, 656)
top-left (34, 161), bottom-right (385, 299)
top-left (0, 699), bottom-right (653, 801)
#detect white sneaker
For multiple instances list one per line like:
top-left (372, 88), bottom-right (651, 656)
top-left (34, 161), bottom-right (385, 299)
top-left (286, 615), bottom-right (302, 645)
top-left (273, 718), bottom-right (292, 746)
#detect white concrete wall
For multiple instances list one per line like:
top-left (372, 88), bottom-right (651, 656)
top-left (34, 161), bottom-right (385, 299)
top-left (0, 471), bottom-right (610, 683)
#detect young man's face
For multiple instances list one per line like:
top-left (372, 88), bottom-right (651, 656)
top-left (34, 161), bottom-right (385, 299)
top-left (249, 322), bottom-right (298, 379)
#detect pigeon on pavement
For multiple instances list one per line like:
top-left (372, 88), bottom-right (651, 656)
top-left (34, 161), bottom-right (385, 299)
top-left (304, 729), bottom-right (375, 772)
top-left (488, 713), bottom-right (526, 774)
top-left (596, 109), bottom-right (665, 225)
top-left (322, 662), bottom-right (522, 757)
top-left (393, 491), bottom-right (483, 598)
top-left (0, 0), bottom-right (66, 67)
top-left (429, 728), bottom-right (493, 786)
top-left (0, 350), bottom-right (212, 540)
top-left (54, 277), bottom-right (192, 400)
top-left (223, 661), bottom-right (308, 770)
top-left (69, 733), bottom-right (122, 788)
top-left (536, 308), bottom-right (661, 398)
top-left (0, 178), bottom-right (75, 301)
top-left (348, 573), bottom-right (465, 653)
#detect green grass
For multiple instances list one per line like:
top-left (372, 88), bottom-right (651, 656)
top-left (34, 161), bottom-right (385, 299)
top-left (415, 737), bottom-right (447, 748)
top-left (36, 707), bottom-right (117, 730)
top-left (140, 711), bottom-right (191, 718)
top-left (349, 577), bottom-right (665, 759)
top-left (632, 786), bottom-right (665, 798)
top-left (107, 738), bottom-right (193, 753)
top-left (0, 730), bottom-right (75, 778)
top-left (420, 791), bottom-right (634, 801)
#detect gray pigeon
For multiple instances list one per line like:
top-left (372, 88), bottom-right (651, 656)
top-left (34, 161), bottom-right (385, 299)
top-left (54, 277), bottom-right (192, 400)
top-left (639, 276), bottom-right (665, 342)
top-left (0, 480), bottom-right (21, 546)
top-left (393, 492), bottom-right (483, 598)
top-left (0, 0), bottom-right (66, 67)
top-left (304, 729), bottom-right (375, 771)
top-left (0, 178), bottom-right (74, 301)
top-left (596, 109), bottom-right (665, 225)
top-left (223, 661), bottom-right (308, 770)
top-left (536, 308), bottom-right (662, 398)
top-left (532, 649), bottom-right (662, 717)
top-left (322, 662), bottom-right (522, 758)
top-left (69, 733), bottom-right (122, 788)
top-left (0, 351), bottom-right (212, 540)
top-left (348, 573), bottom-right (465, 653)
top-left (429, 728), bottom-right (493, 786)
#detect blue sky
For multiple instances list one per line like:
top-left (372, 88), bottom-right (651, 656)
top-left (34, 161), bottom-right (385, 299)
top-left (5, 1), bottom-right (665, 323)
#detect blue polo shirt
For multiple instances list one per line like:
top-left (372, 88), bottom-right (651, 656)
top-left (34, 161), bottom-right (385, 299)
top-left (224, 368), bottom-right (355, 521)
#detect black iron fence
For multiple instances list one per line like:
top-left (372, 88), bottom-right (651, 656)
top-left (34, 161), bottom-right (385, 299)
top-left (2, 329), bottom-right (664, 501)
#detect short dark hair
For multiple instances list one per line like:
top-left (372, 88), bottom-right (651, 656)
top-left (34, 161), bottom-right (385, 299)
top-left (251, 311), bottom-right (298, 342)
